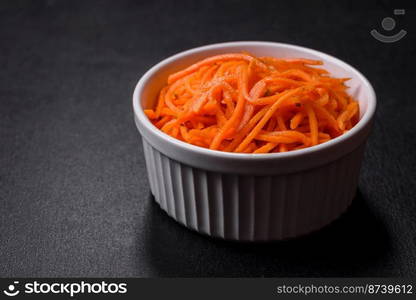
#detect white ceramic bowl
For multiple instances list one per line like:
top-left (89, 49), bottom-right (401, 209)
top-left (133, 41), bottom-right (376, 241)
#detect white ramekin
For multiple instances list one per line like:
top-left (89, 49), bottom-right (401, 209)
top-left (133, 41), bottom-right (376, 241)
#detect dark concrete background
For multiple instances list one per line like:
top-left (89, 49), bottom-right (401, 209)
top-left (0, 0), bottom-right (415, 277)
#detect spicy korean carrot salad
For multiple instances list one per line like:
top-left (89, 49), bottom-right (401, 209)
top-left (144, 53), bottom-right (359, 153)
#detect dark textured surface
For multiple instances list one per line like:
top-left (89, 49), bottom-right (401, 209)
top-left (0, 0), bottom-right (415, 277)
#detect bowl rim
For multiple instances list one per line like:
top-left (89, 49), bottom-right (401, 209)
top-left (133, 41), bottom-right (376, 161)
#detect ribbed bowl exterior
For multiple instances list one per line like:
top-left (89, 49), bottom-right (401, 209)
top-left (142, 139), bottom-right (365, 241)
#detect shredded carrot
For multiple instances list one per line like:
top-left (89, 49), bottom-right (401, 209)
top-left (145, 52), bottom-right (360, 153)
